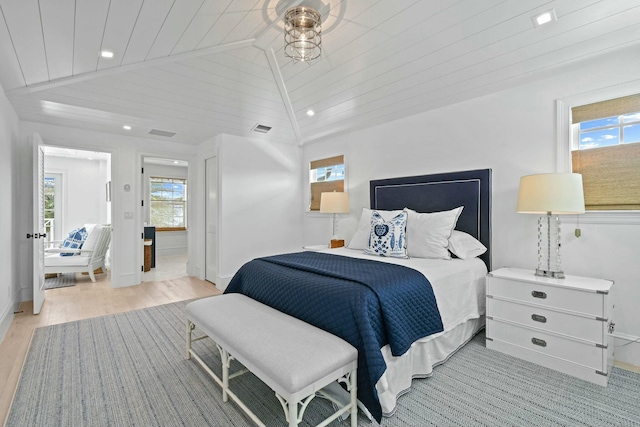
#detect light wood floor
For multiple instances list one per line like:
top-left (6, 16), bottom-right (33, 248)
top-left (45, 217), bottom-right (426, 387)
top-left (0, 272), bottom-right (221, 426)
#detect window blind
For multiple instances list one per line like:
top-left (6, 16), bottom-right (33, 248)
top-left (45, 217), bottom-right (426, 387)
top-left (571, 95), bottom-right (640, 211)
top-left (571, 143), bottom-right (640, 210)
top-left (572, 94), bottom-right (640, 124)
top-left (310, 155), bottom-right (344, 170)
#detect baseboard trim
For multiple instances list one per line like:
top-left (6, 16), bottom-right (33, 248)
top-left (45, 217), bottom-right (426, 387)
top-left (0, 304), bottom-right (14, 345)
top-left (156, 247), bottom-right (187, 257)
top-left (112, 273), bottom-right (138, 288)
top-left (216, 276), bottom-right (232, 291)
top-left (614, 360), bottom-right (640, 373)
top-left (612, 331), bottom-right (640, 369)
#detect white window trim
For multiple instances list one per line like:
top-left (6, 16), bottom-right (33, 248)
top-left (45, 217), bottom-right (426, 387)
top-left (556, 82), bottom-right (640, 225)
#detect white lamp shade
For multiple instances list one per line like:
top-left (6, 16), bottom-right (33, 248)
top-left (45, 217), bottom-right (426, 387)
top-left (320, 192), bottom-right (350, 213)
top-left (517, 173), bottom-right (585, 214)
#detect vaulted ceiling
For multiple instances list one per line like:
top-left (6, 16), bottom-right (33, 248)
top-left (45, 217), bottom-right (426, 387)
top-left (1, 0), bottom-right (639, 145)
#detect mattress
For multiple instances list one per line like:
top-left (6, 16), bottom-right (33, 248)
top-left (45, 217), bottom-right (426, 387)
top-left (320, 247), bottom-right (487, 416)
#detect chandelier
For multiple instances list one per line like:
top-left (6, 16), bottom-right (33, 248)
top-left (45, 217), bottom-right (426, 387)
top-left (284, 6), bottom-right (322, 63)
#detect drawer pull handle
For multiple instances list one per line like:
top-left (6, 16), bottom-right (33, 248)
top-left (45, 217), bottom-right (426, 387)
top-left (531, 337), bottom-right (547, 347)
top-left (531, 290), bottom-right (547, 299)
top-left (532, 314), bottom-right (547, 323)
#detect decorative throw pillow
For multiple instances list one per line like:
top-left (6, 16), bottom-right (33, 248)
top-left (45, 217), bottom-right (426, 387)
top-left (348, 208), bottom-right (403, 250)
top-left (364, 210), bottom-right (409, 258)
top-left (405, 207), bottom-right (463, 259)
top-left (448, 230), bottom-right (487, 259)
top-left (80, 225), bottom-right (103, 255)
top-left (60, 227), bottom-right (88, 256)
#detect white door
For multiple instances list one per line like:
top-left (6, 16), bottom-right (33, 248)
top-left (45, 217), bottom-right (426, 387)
top-left (205, 156), bottom-right (217, 283)
top-left (32, 141), bottom-right (46, 314)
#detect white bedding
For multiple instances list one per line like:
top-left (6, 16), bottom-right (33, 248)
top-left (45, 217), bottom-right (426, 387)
top-left (327, 247), bottom-right (487, 331)
top-left (319, 247), bottom-right (487, 416)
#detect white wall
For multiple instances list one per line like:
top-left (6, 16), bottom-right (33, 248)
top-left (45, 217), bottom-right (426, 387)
top-left (19, 122), bottom-right (199, 297)
top-left (302, 47), bottom-right (640, 366)
top-left (45, 156), bottom-right (109, 233)
top-left (0, 83), bottom-right (20, 342)
top-left (142, 162), bottom-right (188, 256)
top-left (197, 134), bottom-right (303, 289)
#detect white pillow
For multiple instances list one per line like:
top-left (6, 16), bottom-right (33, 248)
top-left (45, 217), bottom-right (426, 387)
top-left (81, 225), bottom-right (103, 254)
top-left (448, 230), bottom-right (487, 259)
top-left (364, 210), bottom-right (409, 259)
top-left (348, 208), bottom-right (403, 250)
top-left (405, 207), bottom-right (463, 259)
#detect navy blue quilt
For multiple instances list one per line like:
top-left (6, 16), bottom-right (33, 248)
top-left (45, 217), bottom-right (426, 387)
top-left (224, 251), bottom-right (443, 422)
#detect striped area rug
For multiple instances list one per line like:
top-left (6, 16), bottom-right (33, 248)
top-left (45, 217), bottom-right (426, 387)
top-left (7, 300), bottom-right (640, 426)
top-left (44, 273), bottom-right (77, 289)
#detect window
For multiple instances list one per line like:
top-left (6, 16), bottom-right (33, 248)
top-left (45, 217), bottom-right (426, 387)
top-left (44, 176), bottom-right (56, 242)
top-left (309, 155), bottom-right (345, 211)
top-left (150, 177), bottom-right (187, 230)
top-left (570, 94), bottom-right (640, 211)
top-left (43, 173), bottom-right (62, 243)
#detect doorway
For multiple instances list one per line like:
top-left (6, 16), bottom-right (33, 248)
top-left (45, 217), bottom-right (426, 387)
top-left (43, 147), bottom-right (111, 241)
top-left (141, 157), bottom-right (189, 282)
top-left (40, 146), bottom-right (112, 303)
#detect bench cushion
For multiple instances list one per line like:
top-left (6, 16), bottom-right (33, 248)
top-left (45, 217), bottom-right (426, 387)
top-left (186, 295), bottom-right (357, 398)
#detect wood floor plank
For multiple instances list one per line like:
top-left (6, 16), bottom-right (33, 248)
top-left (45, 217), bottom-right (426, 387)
top-left (0, 273), bottom-right (220, 426)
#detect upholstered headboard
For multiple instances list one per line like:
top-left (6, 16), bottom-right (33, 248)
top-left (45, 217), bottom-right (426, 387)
top-left (370, 169), bottom-right (492, 270)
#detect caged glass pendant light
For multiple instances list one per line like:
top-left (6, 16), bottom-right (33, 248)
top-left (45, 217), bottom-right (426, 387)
top-left (284, 6), bottom-right (322, 63)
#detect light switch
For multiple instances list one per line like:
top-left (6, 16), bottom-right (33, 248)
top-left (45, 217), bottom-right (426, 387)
top-left (124, 212), bottom-right (134, 219)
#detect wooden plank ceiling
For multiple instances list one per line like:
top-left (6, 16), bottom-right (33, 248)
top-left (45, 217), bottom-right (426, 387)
top-left (0, 0), bottom-right (639, 145)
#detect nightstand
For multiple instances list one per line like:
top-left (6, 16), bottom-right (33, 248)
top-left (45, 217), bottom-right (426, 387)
top-left (302, 244), bottom-right (330, 252)
top-left (486, 267), bottom-right (614, 386)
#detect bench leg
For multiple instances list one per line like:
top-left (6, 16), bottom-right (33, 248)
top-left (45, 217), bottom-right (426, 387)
top-left (186, 320), bottom-right (193, 359)
top-left (349, 369), bottom-right (357, 427)
top-left (287, 399), bottom-right (298, 427)
top-left (216, 345), bottom-right (231, 403)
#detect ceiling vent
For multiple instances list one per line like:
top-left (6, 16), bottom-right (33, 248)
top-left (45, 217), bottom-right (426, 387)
top-left (251, 124), bottom-right (272, 134)
top-left (148, 129), bottom-right (176, 138)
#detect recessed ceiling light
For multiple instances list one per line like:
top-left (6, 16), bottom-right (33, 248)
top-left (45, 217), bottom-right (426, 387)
top-left (532, 9), bottom-right (557, 28)
top-left (123, 125), bottom-right (131, 130)
top-left (101, 50), bottom-right (114, 59)
top-left (306, 109), bottom-right (315, 116)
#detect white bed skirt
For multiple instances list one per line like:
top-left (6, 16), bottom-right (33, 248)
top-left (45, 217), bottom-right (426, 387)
top-left (320, 316), bottom-right (485, 420)
top-left (378, 316), bottom-right (485, 416)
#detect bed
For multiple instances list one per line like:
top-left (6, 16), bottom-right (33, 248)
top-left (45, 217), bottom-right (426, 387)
top-left (225, 168), bottom-right (492, 422)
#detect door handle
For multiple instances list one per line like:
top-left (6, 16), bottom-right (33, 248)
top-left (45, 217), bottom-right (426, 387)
top-left (27, 232), bottom-right (47, 239)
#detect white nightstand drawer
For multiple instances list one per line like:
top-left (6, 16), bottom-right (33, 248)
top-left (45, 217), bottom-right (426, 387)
top-left (487, 319), bottom-right (606, 371)
top-left (487, 298), bottom-right (606, 344)
top-left (487, 276), bottom-right (605, 317)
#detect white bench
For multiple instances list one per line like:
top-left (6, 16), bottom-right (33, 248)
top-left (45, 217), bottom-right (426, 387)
top-left (186, 294), bottom-right (358, 427)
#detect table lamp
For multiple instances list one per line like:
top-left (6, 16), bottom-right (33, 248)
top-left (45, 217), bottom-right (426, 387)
top-left (320, 192), bottom-right (350, 248)
top-left (517, 173), bottom-right (585, 279)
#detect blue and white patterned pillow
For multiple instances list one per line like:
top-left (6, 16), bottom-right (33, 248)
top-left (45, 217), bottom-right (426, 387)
top-left (364, 210), bottom-right (409, 259)
top-left (60, 227), bottom-right (88, 256)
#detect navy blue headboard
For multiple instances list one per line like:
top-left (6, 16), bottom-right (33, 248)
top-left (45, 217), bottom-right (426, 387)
top-left (370, 169), bottom-right (492, 270)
